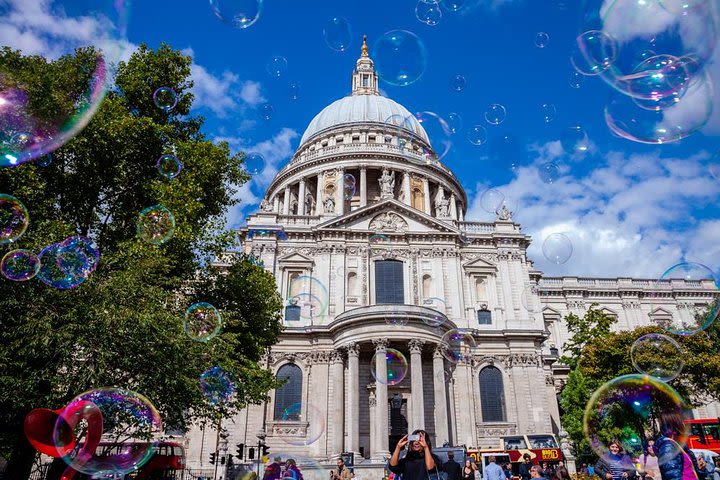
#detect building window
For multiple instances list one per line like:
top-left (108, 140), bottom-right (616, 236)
top-left (477, 306), bottom-right (492, 325)
top-left (347, 272), bottom-right (358, 296)
top-left (475, 277), bottom-right (487, 303)
top-left (287, 271), bottom-right (301, 299)
top-left (362, 75), bottom-right (369, 87)
top-left (479, 366), bottom-right (506, 422)
top-left (274, 364), bottom-right (302, 420)
top-left (412, 188), bottom-right (424, 210)
top-left (375, 260), bottom-right (404, 304)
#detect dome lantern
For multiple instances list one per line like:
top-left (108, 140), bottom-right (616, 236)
top-left (351, 35), bottom-right (378, 96)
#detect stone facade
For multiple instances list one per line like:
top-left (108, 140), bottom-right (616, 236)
top-left (183, 41), bottom-right (719, 479)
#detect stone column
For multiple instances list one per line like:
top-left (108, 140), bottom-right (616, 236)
top-left (409, 339), bottom-right (425, 431)
top-left (283, 187), bottom-right (290, 215)
top-left (402, 171), bottom-right (412, 206)
top-left (458, 203), bottom-right (464, 222)
top-left (273, 195), bottom-right (280, 213)
top-left (316, 172), bottom-right (323, 215)
top-left (432, 346), bottom-right (450, 446)
top-left (298, 178), bottom-right (306, 216)
top-left (449, 193), bottom-right (457, 220)
top-left (373, 338), bottom-right (389, 459)
top-left (360, 166), bottom-right (368, 207)
top-left (338, 168), bottom-right (345, 215)
top-left (369, 391), bottom-right (377, 459)
top-left (346, 343), bottom-right (360, 455)
top-left (330, 350), bottom-right (345, 457)
top-left (423, 178), bottom-right (431, 214)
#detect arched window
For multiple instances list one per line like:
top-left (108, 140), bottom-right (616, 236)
top-left (287, 272), bottom-right (300, 299)
top-left (347, 272), bottom-right (358, 296)
top-left (375, 260), bottom-right (404, 304)
top-left (412, 188), bottom-right (424, 210)
top-left (422, 274), bottom-right (432, 299)
top-left (274, 364), bottom-right (302, 420)
top-left (479, 366), bottom-right (506, 422)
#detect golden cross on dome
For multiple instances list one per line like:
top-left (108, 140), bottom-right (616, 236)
top-left (361, 35), bottom-right (368, 57)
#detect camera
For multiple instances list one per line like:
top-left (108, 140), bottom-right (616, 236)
top-left (408, 434), bottom-right (420, 442)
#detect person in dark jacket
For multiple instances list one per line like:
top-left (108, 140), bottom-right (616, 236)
top-left (655, 412), bottom-right (700, 480)
top-left (389, 429), bottom-right (441, 480)
top-left (519, 454), bottom-right (534, 480)
top-left (444, 451), bottom-right (463, 480)
top-left (595, 441), bottom-right (637, 480)
top-left (504, 463), bottom-right (514, 479)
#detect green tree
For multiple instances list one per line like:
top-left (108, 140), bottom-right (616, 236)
top-left (559, 304), bottom-right (720, 459)
top-left (0, 44), bottom-right (283, 478)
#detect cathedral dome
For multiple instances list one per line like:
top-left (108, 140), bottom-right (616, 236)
top-left (299, 94), bottom-right (429, 146)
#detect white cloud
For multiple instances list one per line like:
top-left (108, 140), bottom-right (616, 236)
top-left (239, 81), bottom-right (265, 106)
top-left (223, 128), bottom-right (299, 228)
top-left (467, 145), bottom-right (720, 278)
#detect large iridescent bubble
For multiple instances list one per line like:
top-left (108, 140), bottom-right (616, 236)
top-left (184, 302), bottom-right (223, 342)
top-left (415, 111), bottom-right (452, 161)
top-left (200, 366), bottom-right (236, 405)
top-left (54, 388), bottom-right (162, 478)
top-left (287, 275), bottom-right (329, 321)
top-left (1, 249), bottom-right (40, 281)
top-left (373, 30), bottom-right (427, 87)
top-left (137, 205), bottom-right (176, 245)
top-left (0, 1), bottom-right (129, 167)
top-left (209, 0), bottom-right (263, 29)
top-left (584, 374), bottom-right (690, 466)
top-left (280, 403), bottom-right (326, 446)
top-left (57, 236), bottom-right (100, 279)
top-left (0, 194), bottom-right (29, 244)
top-left (37, 243), bottom-right (87, 289)
top-left (371, 348), bottom-right (409, 385)
top-left (631, 333), bottom-right (685, 381)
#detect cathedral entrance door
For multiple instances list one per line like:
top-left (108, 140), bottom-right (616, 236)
top-left (389, 393), bottom-right (408, 453)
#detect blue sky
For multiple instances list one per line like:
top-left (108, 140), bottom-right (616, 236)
top-left (3, 0), bottom-right (720, 279)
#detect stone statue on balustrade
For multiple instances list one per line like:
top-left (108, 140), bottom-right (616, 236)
top-left (379, 168), bottom-right (395, 199)
top-left (434, 192), bottom-right (450, 218)
top-left (323, 195), bottom-right (335, 214)
top-left (259, 198), bottom-right (273, 213)
top-left (305, 192), bottom-right (316, 215)
top-left (289, 192), bottom-right (299, 215)
top-left (497, 204), bottom-right (512, 221)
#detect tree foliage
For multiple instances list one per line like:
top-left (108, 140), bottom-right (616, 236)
top-left (559, 304), bottom-right (720, 459)
top-left (0, 44), bottom-right (283, 478)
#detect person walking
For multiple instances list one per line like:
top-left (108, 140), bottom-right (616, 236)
top-left (520, 455), bottom-right (534, 480)
top-left (389, 430), bottom-right (441, 480)
top-left (263, 457), bottom-right (283, 480)
top-left (554, 465), bottom-right (571, 480)
top-left (530, 466), bottom-right (544, 479)
top-left (595, 441), bottom-right (637, 480)
top-left (444, 452), bottom-right (463, 480)
top-left (284, 459), bottom-right (303, 480)
top-left (331, 458), bottom-right (353, 480)
top-left (504, 463), bottom-right (513, 479)
top-left (485, 456), bottom-right (507, 480)
top-left (655, 412), bottom-right (700, 480)
top-left (462, 460), bottom-right (476, 480)
top-left (696, 457), bottom-right (710, 480)
top-left (638, 440), bottom-right (661, 480)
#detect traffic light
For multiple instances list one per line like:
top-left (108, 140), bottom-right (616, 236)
top-left (261, 444), bottom-right (270, 457)
top-left (248, 447), bottom-right (255, 460)
top-left (236, 443), bottom-right (245, 459)
top-left (209, 452), bottom-right (217, 465)
top-left (221, 455), bottom-right (226, 465)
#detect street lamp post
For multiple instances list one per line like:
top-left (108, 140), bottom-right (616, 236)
top-left (219, 437), bottom-right (229, 480)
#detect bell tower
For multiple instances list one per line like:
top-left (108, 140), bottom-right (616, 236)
top-left (351, 35), bottom-right (379, 95)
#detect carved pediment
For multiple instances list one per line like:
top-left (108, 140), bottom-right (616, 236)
top-left (278, 252), bottom-right (314, 269)
top-left (369, 212), bottom-right (408, 232)
top-left (462, 256), bottom-right (497, 274)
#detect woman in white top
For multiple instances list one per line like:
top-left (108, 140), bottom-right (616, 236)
top-left (638, 440), bottom-right (661, 480)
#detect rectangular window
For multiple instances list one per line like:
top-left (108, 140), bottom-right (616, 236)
top-left (375, 260), bottom-right (404, 304)
top-left (285, 304), bottom-right (301, 322)
top-left (477, 309), bottom-right (492, 325)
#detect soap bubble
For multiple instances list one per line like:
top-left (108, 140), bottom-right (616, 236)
top-left (156, 153), bottom-right (183, 179)
top-left (385, 308), bottom-right (410, 327)
top-left (450, 74), bottom-right (466, 92)
top-left (323, 17), bottom-right (352, 52)
top-left (467, 125), bottom-right (488, 146)
top-left (266, 56), bottom-right (288, 78)
top-left (1, 249), bottom-right (40, 281)
top-left (542, 233), bottom-right (573, 265)
top-left (440, 329), bottom-right (477, 363)
top-left (245, 152), bottom-right (265, 175)
top-left (447, 112), bottom-right (463, 133)
top-left (36, 243), bottom-right (86, 289)
top-left (258, 103), bottom-right (275, 121)
top-left (584, 374), bottom-right (690, 466)
top-left (416, 0), bottom-right (443, 26)
top-left (373, 30), bottom-right (427, 87)
top-left (200, 366), bottom-right (235, 405)
top-left (137, 205), bottom-right (175, 245)
top-left (479, 188), bottom-right (504, 214)
top-left (415, 111), bottom-right (452, 160)
top-left (560, 126), bottom-right (589, 153)
top-left (0, 194), bottom-right (29, 244)
top-left (184, 302), bottom-right (223, 342)
top-left (54, 387), bottom-right (162, 478)
top-left (423, 297), bottom-right (447, 327)
top-left (36, 154), bottom-right (52, 167)
top-left (288, 276), bottom-right (329, 321)
top-left (280, 404), bottom-right (326, 446)
top-left (539, 162), bottom-right (560, 184)
top-left (343, 173), bottom-right (356, 200)
top-left (484, 104), bottom-right (507, 125)
top-left (649, 262), bottom-right (719, 336)
top-left (441, 0), bottom-right (465, 11)
top-left (0, 1), bottom-right (129, 166)
top-left (541, 103), bottom-right (556, 123)
top-left (152, 87), bottom-right (178, 112)
top-left (631, 333), bottom-right (684, 381)
top-left (209, 0), bottom-right (263, 29)
top-left (371, 348), bottom-right (408, 385)
top-left (569, 71), bottom-right (585, 89)
top-left (535, 32), bottom-right (550, 48)
top-left (288, 81), bottom-right (301, 100)
top-left (572, 30), bottom-right (617, 76)
top-left (520, 283), bottom-right (540, 313)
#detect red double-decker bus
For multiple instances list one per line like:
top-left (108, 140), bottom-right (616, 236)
top-left (685, 418), bottom-right (720, 454)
